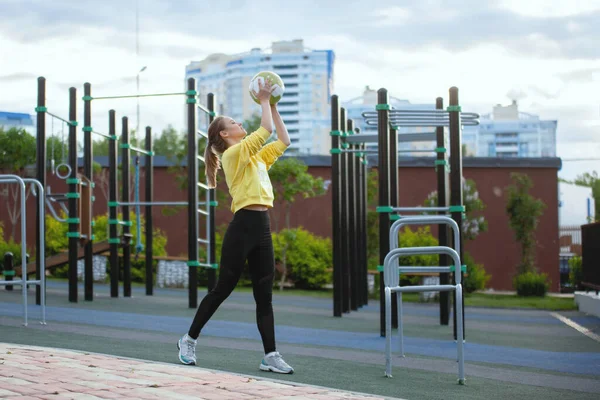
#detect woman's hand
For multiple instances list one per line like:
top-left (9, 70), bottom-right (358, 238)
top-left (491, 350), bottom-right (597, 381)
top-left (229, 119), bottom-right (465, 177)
top-left (255, 78), bottom-right (274, 104)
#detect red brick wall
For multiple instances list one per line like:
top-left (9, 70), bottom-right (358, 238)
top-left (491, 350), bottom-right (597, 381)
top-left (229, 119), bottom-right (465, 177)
top-left (0, 163), bottom-right (559, 291)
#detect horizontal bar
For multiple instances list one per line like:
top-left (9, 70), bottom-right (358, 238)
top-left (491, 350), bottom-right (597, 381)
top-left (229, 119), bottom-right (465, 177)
top-left (391, 284), bottom-right (457, 293)
top-left (197, 129), bottom-right (208, 138)
top-left (91, 130), bottom-right (114, 140)
top-left (197, 208), bottom-right (209, 216)
top-left (345, 132), bottom-right (436, 144)
top-left (198, 154), bottom-right (205, 163)
top-left (198, 182), bottom-right (209, 190)
top-left (392, 206), bottom-right (450, 212)
top-left (198, 238), bottom-right (209, 244)
top-left (115, 201), bottom-right (207, 206)
top-left (93, 92), bottom-right (187, 100)
top-left (398, 267), bottom-right (452, 274)
top-left (196, 103), bottom-right (211, 115)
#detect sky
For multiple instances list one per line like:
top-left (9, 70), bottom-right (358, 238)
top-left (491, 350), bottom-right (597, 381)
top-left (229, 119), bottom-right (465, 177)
top-left (0, 0), bottom-right (598, 180)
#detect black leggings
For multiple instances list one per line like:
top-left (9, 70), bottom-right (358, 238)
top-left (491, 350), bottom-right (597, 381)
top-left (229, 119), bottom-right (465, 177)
top-left (188, 209), bottom-right (276, 354)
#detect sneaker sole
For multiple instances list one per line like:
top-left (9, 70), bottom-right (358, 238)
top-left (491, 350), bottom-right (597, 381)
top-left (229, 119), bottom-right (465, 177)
top-left (260, 363), bottom-right (294, 374)
top-left (176, 341), bottom-right (196, 366)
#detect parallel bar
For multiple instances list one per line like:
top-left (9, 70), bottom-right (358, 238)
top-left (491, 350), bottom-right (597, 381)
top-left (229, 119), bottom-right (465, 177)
top-left (91, 130), bottom-right (113, 140)
top-left (198, 155), bottom-right (205, 163)
top-left (116, 201), bottom-right (206, 206)
top-left (399, 267), bottom-right (453, 273)
top-left (83, 82), bottom-right (94, 302)
top-left (46, 111), bottom-right (72, 126)
top-left (198, 238), bottom-right (209, 244)
top-left (392, 285), bottom-right (457, 293)
top-left (449, 87), bottom-right (465, 341)
top-left (198, 182), bottom-right (209, 190)
top-left (35, 77), bottom-right (46, 306)
top-left (207, 92), bottom-right (217, 291)
top-left (187, 78), bottom-right (199, 308)
top-left (145, 126), bottom-right (153, 296)
top-left (392, 206), bottom-right (450, 212)
top-left (196, 103), bottom-right (211, 115)
top-left (122, 117), bottom-right (132, 297)
top-left (347, 119), bottom-right (358, 312)
top-left (436, 96), bottom-right (451, 326)
top-left (377, 88), bottom-right (391, 337)
top-left (68, 87), bottom-right (78, 303)
top-left (93, 92), bottom-right (187, 100)
top-left (197, 208), bottom-right (208, 216)
top-left (331, 95), bottom-right (343, 317)
top-left (197, 129), bottom-right (208, 138)
top-left (108, 110), bottom-right (119, 297)
top-left (345, 132), bottom-right (436, 144)
top-left (340, 109), bottom-right (350, 314)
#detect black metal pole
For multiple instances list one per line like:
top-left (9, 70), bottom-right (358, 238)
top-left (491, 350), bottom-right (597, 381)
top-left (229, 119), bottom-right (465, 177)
top-left (35, 77), bottom-right (46, 305)
top-left (331, 95), bottom-right (342, 317)
top-left (362, 137), bottom-right (369, 305)
top-left (187, 78), bottom-right (199, 308)
top-left (109, 110), bottom-right (119, 297)
top-left (340, 108), bottom-right (350, 314)
top-left (68, 87), bottom-right (78, 303)
top-left (4, 252), bottom-right (14, 291)
top-left (122, 117), bottom-right (131, 297)
top-left (83, 82), bottom-right (94, 301)
top-left (353, 124), bottom-right (363, 308)
top-left (145, 126), bottom-right (153, 296)
top-left (378, 88), bottom-right (391, 337)
top-left (347, 119), bottom-right (358, 312)
top-left (207, 93), bottom-right (217, 291)
top-left (389, 122), bottom-right (398, 329)
top-left (436, 97), bottom-right (451, 326)
top-left (449, 87), bottom-right (465, 340)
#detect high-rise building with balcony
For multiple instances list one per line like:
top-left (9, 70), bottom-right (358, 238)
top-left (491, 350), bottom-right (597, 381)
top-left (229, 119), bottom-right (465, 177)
top-left (185, 39), bottom-right (334, 155)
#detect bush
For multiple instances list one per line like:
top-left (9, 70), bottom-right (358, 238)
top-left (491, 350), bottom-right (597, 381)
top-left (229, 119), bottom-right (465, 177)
top-left (568, 256), bottom-right (583, 290)
top-left (0, 222), bottom-right (26, 272)
top-left (513, 271), bottom-right (550, 297)
top-left (462, 252), bottom-right (491, 293)
top-left (272, 227), bottom-right (332, 290)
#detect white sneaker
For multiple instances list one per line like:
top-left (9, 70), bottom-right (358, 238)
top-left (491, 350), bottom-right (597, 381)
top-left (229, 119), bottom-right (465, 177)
top-left (260, 351), bottom-right (294, 374)
top-left (177, 334), bottom-right (197, 365)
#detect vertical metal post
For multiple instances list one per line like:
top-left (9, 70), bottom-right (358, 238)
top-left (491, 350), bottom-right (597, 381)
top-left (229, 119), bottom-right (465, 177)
top-left (68, 87), bottom-right (78, 303)
top-left (361, 137), bottom-right (369, 305)
top-left (436, 97), bottom-right (451, 325)
top-left (353, 124), bottom-right (363, 307)
top-left (187, 78), bottom-right (199, 308)
top-left (389, 122), bottom-right (398, 329)
top-left (347, 119), bottom-right (358, 311)
top-left (109, 111), bottom-right (118, 297)
top-left (35, 77), bottom-right (46, 305)
top-left (122, 117), bottom-right (131, 297)
top-left (83, 82), bottom-right (94, 301)
top-left (340, 108), bottom-right (350, 314)
top-left (449, 87), bottom-right (465, 340)
top-left (207, 93), bottom-right (217, 291)
top-left (331, 95), bottom-right (342, 317)
top-left (377, 88), bottom-right (391, 337)
top-left (145, 126), bottom-right (153, 295)
top-left (4, 252), bottom-right (14, 291)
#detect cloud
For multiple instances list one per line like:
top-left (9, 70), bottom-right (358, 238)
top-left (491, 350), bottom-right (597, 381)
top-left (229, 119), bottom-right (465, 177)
top-left (0, 73), bottom-right (38, 82)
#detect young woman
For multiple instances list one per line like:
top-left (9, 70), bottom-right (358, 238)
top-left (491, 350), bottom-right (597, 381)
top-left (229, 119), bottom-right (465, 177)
top-left (178, 79), bottom-right (294, 374)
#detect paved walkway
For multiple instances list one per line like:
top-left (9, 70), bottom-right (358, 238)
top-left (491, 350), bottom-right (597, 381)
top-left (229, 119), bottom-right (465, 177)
top-left (0, 343), bottom-right (395, 400)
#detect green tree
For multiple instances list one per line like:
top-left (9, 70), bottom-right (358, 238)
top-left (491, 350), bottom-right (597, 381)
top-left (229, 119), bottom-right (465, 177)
top-left (268, 158), bottom-right (326, 290)
top-left (0, 127), bottom-right (37, 238)
top-left (506, 173), bottom-right (546, 275)
top-left (243, 114), bottom-right (262, 133)
top-left (567, 171), bottom-right (599, 222)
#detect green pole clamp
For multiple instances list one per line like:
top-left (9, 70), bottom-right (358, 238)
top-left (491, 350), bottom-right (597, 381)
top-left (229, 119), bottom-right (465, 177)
top-left (346, 130), bottom-right (354, 136)
top-left (69, 121), bottom-right (78, 127)
top-left (391, 126), bottom-right (400, 130)
top-left (82, 95), bottom-right (93, 101)
top-left (447, 105), bottom-right (462, 112)
top-left (66, 193), bottom-right (80, 199)
top-left (376, 206), bottom-right (394, 213)
top-left (434, 160), bottom-right (448, 166)
top-left (329, 130), bottom-right (342, 136)
top-left (330, 148), bottom-right (342, 154)
top-left (341, 143), bottom-right (349, 149)
top-left (91, 234), bottom-right (96, 241)
top-left (2, 270), bottom-right (16, 277)
top-left (110, 135), bottom-right (118, 140)
top-left (449, 205), bottom-right (466, 213)
top-left (91, 196), bottom-right (96, 202)
top-left (108, 238), bottom-right (121, 244)
top-left (35, 106), bottom-right (48, 112)
top-left (66, 232), bottom-right (81, 238)
top-left (186, 90), bottom-right (198, 96)
top-left (120, 144), bottom-right (131, 149)
top-left (209, 201), bottom-right (218, 207)
top-left (90, 182), bottom-right (95, 188)
top-left (66, 218), bottom-right (80, 224)
top-left (389, 214), bottom-right (401, 221)
top-left (435, 147), bottom-right (447, 154)
top-left (209, 111), bottom-right (217, 117)
top-left (187, 260), bottom-right (201, 267)
top-left (210, 263), bottom-right (219, 269)
top-left (109, 219), bottom-right (132, 226)
top-left (82, 126), bottom-right (93, 132)
top-left (186, 98), bottom-right (197, 104)
top-left (450, 265), bottom-right (468, 273)
top-left (377, 265), bottom-right (384, 272)
top-left (362, 159), bottom-right (369, 165)
top-left (91, 221), bottom-right (96, 227)
top-left (376, 104), bottom-right (391, 110)
top-left (108, 201), bottom-right (119, 207)
top-left (66, 178), bottom-right (81, 185)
